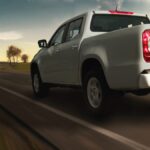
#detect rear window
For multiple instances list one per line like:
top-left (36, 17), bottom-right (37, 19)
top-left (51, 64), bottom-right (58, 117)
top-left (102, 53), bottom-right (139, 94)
top-left (91, 14), bottom-right (150, 32)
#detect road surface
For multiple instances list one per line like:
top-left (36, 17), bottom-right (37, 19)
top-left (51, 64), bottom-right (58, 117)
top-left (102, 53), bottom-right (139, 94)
top-left (0, 72), bottom-right (150, 150)
top-left (0, 105), bottom-right (55, 150)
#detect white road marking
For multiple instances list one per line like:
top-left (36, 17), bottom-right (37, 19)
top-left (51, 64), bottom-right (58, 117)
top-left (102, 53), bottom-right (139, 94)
top-left (0, 86), bottom-right (149, 150)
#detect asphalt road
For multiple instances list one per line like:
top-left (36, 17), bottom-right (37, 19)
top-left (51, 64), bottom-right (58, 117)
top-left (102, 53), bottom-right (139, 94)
top-left (0, 106), bottom-right (55, 150)
top-left (0, 72), bottom-right (150, 150)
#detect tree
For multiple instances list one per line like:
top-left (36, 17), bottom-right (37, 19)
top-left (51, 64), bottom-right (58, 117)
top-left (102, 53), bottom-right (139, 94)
top-left (7, 45), bottom-right (22, 64)
top-left (21, 54), bottom-right (29, 63)
top-left (16, 48), bottom-right (22, 63)
top-left (7, 49), bottom-right (12, 64)
top-left (7, 45), bottom-right (15, 64)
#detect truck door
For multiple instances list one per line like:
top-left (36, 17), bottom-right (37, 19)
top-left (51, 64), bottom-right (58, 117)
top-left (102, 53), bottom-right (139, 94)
top-left (55, 18), bottom-right (84, 85)
top-left (40, 25), bottom-right (67, 83)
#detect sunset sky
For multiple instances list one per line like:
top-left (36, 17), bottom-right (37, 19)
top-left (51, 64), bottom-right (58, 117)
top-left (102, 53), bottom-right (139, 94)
top-left (0, 0), bottom-right (150, 62)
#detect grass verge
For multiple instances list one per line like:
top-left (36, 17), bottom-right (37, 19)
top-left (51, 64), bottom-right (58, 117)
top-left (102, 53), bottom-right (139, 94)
top-left (0, 62), bottom-right (30, 74)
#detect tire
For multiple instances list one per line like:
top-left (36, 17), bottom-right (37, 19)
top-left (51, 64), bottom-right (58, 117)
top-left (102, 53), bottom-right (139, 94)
top-left (83, 69), bottom-right (109, 115)
top-left (32, 69), bottom-right (49, 98)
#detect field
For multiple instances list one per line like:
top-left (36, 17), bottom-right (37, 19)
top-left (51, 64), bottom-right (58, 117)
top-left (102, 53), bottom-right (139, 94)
top-left (0, 62), bottom-right (30, 74)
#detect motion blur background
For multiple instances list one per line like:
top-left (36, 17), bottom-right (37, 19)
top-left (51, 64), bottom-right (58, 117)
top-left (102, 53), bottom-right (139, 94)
top-left (0, 0), bottom-right (150, 62)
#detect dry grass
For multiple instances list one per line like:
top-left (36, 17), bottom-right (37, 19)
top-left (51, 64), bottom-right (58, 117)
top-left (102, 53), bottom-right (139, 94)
top-left (0, 62), bottom-right (30, 74)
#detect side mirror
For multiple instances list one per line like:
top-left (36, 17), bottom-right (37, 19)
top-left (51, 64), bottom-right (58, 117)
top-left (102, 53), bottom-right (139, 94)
top-left (38, 39), bottom-right (48, 48)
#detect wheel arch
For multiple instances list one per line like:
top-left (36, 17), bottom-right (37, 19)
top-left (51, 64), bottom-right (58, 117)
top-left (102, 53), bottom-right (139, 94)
top-left (31, 62), bottom-right (39, 78)
top-left (80, 58), bottom-right (109, 88)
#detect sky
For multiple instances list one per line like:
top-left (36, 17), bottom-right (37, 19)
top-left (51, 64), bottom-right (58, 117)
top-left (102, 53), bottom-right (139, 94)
top-left (0, 0), bottom-right (150, 62)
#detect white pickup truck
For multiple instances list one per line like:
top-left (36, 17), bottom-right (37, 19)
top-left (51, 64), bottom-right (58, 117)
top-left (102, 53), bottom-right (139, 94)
top-left (31, 10), bottom-right (150, 115)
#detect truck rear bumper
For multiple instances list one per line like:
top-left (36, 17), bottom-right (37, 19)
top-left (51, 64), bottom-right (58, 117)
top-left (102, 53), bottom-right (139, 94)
top-left (139, 74), bottom-right (150, 89)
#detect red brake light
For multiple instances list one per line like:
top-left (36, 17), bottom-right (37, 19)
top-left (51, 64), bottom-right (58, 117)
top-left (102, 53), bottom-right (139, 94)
top-left (109, 10), bottom-right (134, 15)
top-left (143, 30), bottom-right (150, 62)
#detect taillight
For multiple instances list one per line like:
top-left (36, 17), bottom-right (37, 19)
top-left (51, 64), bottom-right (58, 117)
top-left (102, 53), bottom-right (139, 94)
top-left (143, 30), bottom-right (150, 62)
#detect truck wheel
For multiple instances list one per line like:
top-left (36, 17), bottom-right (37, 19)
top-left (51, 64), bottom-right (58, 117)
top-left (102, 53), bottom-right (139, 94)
top-left (83, 70), bottom-right (109, 115)
top-left (32, 70), bottom-right (49, 98)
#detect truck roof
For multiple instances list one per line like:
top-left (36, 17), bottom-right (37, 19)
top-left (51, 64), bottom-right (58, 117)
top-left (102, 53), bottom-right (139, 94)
top-left (66, 10), bottom-right (147, 24)
top-left (90, 10), bottom-right (147, 17)
top-left (59, 10), bottom-right (148, 29)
